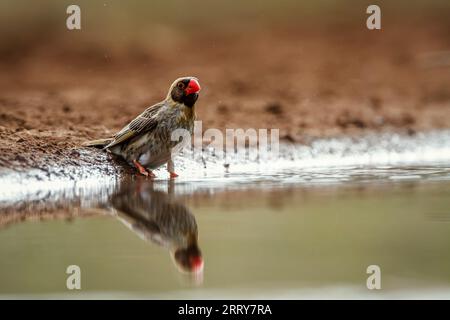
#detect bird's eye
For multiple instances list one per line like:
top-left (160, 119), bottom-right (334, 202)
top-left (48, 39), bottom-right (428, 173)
top-left (177, 82), bottom-right (185, 89)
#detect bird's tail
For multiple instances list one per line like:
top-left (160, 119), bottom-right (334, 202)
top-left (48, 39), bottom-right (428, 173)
top-left (82, 138), bottom-right (113, 148)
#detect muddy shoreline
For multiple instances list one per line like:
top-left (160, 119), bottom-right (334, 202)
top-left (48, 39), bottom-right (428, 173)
top-left (1, 24), bottom-right (450, 177)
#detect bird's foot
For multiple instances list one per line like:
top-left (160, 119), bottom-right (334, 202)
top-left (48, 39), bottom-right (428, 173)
top-left (169, 172), bottom-right (179, 179)
top-left (133, 160), bottom-right (155, 178)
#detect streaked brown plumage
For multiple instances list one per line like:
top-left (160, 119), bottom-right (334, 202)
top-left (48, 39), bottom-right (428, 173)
top-left (83, 77), bottom-right (201, 178)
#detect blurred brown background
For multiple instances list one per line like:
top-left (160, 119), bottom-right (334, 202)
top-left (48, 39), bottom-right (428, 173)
top-left (0, 0), bottom-right (449, 170)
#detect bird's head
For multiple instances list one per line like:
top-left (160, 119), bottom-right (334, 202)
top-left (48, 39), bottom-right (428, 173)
top-left (172, 242), bottom-right (203, 274)
top-left (167, 76), bottom-right (201, 108)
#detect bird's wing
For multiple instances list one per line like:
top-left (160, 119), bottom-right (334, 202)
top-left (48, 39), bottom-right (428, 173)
top-left (105, 102), bottom-right (165, 149)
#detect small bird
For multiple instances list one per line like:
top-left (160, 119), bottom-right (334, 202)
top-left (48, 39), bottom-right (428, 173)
top-left (83, 77), bottom-right (201, 178)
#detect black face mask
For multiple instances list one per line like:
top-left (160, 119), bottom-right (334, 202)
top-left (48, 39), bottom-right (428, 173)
top-left (183, 93), bottom-right (199, 108)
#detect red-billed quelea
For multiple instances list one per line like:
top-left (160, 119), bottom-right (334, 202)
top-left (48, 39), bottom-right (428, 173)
top-left (83, 77), bottom-right (201, 178)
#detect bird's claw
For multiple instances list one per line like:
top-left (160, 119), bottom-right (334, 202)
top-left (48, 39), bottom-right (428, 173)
top-left (133, 160), bottom-right (155, 178)
top-left (138, 168), bottom-right (156, 178)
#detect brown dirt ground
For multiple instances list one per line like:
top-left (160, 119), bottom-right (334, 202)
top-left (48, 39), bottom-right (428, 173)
top-left (1, 22), bottom-right (450, 177)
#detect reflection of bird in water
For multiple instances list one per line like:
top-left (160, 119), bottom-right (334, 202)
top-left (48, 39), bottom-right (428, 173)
top-left (111, 183), bottom-right (203, 274)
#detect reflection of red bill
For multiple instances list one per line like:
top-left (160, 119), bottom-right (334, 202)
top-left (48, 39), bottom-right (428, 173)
top-left (190, 255), bottom-right (204, 273)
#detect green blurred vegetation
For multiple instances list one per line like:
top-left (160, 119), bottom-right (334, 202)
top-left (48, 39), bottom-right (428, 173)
top-left (1, 0), bottom-right (450, 40)
top-left (0, 0), bottom-right (449, 65)
top-left (0, 0), bottom-right (450, 57)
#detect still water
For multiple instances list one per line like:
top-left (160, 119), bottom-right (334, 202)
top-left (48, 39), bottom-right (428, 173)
top-left (1, 132), bottom-right (450, 299)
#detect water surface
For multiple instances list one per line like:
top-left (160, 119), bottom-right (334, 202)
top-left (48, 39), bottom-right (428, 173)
top-left (1, 132), bottom-right (450, 299)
